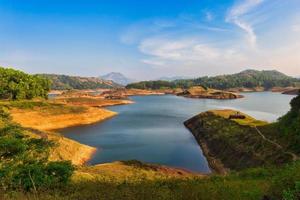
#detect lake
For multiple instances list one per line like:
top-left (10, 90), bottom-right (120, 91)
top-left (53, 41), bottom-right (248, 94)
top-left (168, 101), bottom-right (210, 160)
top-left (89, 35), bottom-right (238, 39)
top-left (60, 92), bottom-right (295, 173)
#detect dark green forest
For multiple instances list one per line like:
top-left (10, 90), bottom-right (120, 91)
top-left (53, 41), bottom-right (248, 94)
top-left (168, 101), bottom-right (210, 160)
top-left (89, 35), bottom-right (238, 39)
top-left (0, 67), bottom-right (50, 100)
top-left (126, 70), bottom-right (299, 90)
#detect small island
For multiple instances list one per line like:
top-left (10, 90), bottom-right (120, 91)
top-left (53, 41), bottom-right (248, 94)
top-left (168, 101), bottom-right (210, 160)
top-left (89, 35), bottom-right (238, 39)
top-left (177, 86), bottom-right (243, 99)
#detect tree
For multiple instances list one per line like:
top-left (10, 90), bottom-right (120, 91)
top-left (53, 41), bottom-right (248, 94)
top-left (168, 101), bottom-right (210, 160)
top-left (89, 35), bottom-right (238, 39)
top-left (0, 67), bottom-right (51, 100)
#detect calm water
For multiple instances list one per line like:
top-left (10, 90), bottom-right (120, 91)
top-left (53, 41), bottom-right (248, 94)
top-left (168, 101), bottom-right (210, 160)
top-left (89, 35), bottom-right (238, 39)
top-left (60, 92), bottom-right (295, 173)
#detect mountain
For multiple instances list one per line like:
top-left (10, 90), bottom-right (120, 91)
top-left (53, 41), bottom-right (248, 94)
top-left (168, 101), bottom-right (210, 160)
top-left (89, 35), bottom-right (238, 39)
top-left (127, 69), bottom-right (299, 90)
top-left (236, 69), bottom-right (290, 79)
top-left (188, 69), bottom-right (297, 90)
top-left (100, 72), bottom-right (135, 86)
top-left (39, 74), bottom-right (121, 90)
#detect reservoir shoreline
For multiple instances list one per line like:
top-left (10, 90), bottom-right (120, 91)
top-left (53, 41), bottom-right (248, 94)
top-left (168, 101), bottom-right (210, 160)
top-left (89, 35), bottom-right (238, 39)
top-left (60, 92), bottom-right (294, 172)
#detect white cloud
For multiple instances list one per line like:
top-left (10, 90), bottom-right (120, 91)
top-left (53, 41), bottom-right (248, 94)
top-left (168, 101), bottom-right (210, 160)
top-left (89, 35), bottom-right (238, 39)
top-left (205, 12), bottom-right (214, 21)
top-left (292, 24), bottom-right (300, 32)
top-left (226, 0), bottom-right (264, 48)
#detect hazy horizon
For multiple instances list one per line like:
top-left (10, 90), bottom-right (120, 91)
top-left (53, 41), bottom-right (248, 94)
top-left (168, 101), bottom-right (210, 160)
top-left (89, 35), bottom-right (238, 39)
top-left (1, 0), bottom-right (300, 79)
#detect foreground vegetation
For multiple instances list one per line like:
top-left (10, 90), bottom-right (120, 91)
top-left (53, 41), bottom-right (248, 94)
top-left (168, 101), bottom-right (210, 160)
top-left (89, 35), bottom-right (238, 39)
top-left (1, 161), bottom-right (300, 200)
top-left (126, 69), bottom-right (299, 90)
top-left (0, 107), bottom-right (74, 192)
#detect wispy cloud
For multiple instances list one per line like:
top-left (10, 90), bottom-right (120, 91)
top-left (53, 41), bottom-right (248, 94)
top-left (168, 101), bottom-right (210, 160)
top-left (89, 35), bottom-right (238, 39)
top-left (138, 36), bottom-right (246, 70)
top-left (226, 0), bottom-right (264, 48)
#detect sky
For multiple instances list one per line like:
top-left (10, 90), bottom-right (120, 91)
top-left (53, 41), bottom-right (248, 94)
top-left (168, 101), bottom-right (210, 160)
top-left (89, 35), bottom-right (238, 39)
top-left (0, 0), bottom-right (300, 80)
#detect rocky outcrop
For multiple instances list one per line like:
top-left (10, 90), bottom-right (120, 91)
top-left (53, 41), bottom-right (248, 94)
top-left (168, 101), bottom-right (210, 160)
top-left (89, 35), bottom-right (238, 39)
top-left (184, 110), bottom-right (294, 173)
top-left (282, 88), bottom-right (300, 95)
top-left (271, 87), bottom-right (299, 95)
top-left (226, 87), bottom-right (265, 93)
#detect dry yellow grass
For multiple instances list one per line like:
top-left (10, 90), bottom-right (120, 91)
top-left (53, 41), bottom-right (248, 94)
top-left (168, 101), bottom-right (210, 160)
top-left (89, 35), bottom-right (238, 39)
top-left (47, 132), bottom-right (97, 165)
top-left (55, 97), bottom-right (134, 107)
top-left (10, 106), bottom-right (116, 131)
top-left (209, 109), bottom-right (268, 126)
top-left (73, 161), bottom-right (203, 183)
top-left (23, 129), bottom-right (96, 165)
top-left (187, 86), bottom-right (207, 96)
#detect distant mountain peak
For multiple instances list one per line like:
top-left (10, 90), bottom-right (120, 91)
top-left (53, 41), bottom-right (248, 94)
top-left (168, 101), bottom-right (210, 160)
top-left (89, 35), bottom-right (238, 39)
top-left (100, 72), bottom-right (135, 86)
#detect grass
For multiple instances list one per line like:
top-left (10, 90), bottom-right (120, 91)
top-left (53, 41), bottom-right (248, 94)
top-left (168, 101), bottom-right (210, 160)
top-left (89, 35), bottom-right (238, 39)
top-left (2, 161), bottom-right (300, 200)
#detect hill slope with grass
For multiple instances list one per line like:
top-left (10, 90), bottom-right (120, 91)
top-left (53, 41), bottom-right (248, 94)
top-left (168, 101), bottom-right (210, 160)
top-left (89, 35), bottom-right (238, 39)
top-left (40, 74), bottom-right (122, 90)
top-left (184, 110), bottom-right (297, 173)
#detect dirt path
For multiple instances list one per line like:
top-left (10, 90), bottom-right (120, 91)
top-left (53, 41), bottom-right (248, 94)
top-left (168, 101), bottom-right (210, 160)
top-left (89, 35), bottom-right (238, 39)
top-left (254, 126), bottom-right (299, 161)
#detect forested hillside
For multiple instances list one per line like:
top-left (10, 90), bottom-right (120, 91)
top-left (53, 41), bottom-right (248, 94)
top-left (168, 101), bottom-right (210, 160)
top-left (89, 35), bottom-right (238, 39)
top-left (40, 74), bottom-right (121, 90)
top-left (127, 70), bottom-right (299, 90)
top-left (0, 67), bottom-right (50, 100)
top-left (278, 92), bottom-right (300, 153)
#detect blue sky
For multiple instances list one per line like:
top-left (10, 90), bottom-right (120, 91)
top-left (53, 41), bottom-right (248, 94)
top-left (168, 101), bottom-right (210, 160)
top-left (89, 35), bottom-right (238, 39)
top-left (0, 0), bottom-right (300, 79)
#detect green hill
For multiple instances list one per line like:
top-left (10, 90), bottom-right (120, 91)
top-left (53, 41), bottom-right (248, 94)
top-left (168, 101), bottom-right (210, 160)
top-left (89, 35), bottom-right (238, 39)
top-left (40, 74), bottom-right (122, 90)
top-left (126, 69), bottom-right (299, 90)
